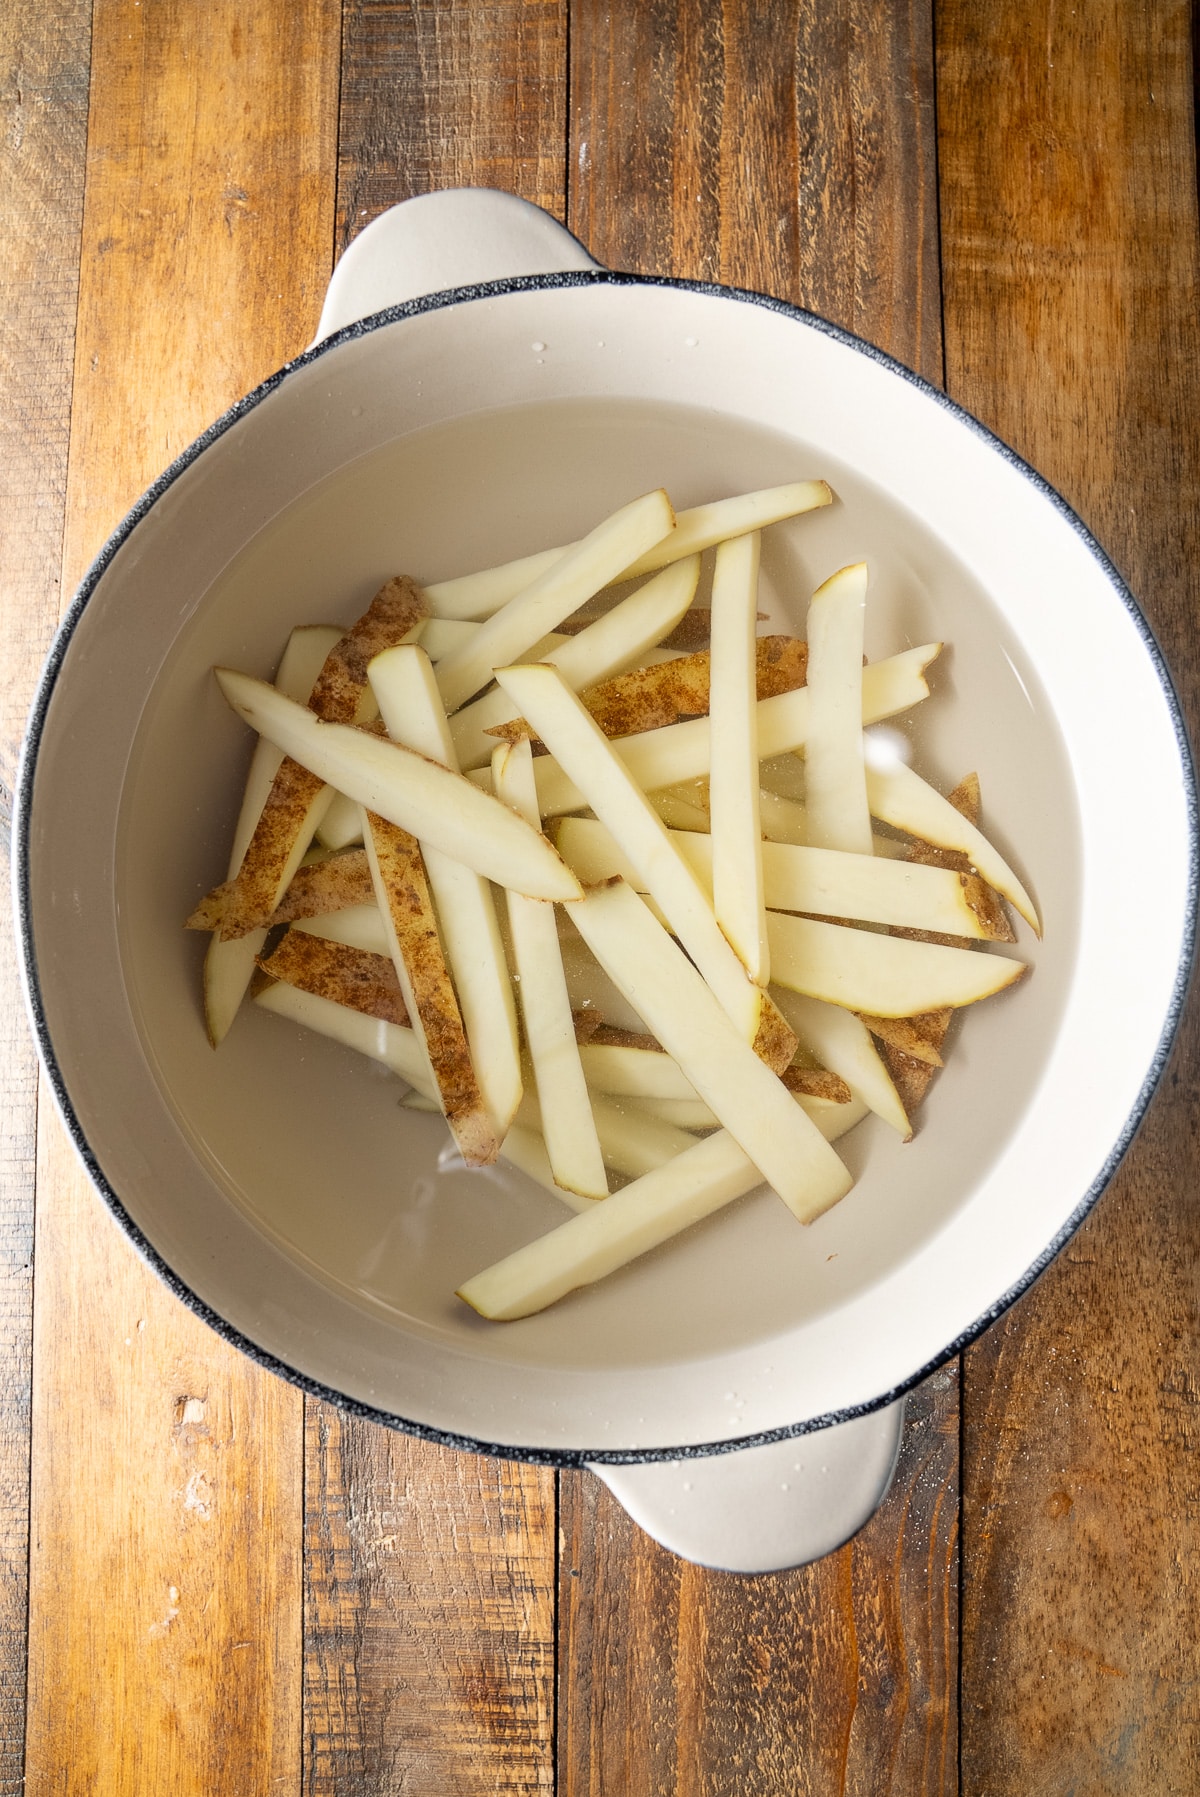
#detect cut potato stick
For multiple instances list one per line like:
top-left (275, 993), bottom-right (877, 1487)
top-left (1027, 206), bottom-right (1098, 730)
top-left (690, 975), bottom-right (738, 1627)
top-left (771, 986), bottom-right (910, 1138)
top-left (496, 663), bottom-right (796, 1065)
top-left (257, 929), bottom-right (410, 1027)
top-left (201, 624), bottom-right (342, 1045)
top-left (215, 668), bottom-right (582, 902)
top-left (492, 738), bottom-right (607, 1200)
top-left (269, 848), bottom-right (375, 922)
top-left (294, 904), bottom-right (390, 956)
top-left (490, 1125), bottom-right (598, 1215)
top-left (857, 1011), bottom-right (945, 1068)
top-left (647, 787), bottom-right (712, 831)
top-left (417, 616), bottom-right (479, 662)
top-left (767, 912), bottom-right (1026, 1016)
top-left (499, 632), bottom-right (808, 746)
top-left (314, 788), bottom-right (365, 851)
top-left (368, 644), bottom-right (523, 1135)
top-left (433, 488), bottom-right (676, 711)
top-left (863, 745), bottom-right (1040, 932)
top-left (254, 978), bottom-right (432, 1093)
top-left (424, 481), bottom-right (832, 621)
top-left (708, 531), bottom-right (769, 982)
top-left (448, 555), bottom-right (700, 768)
top-left (618, 1095), bottom-right (719, 1130)
top-left (457, 1132), bottom-right (772, 1322)
top-left (363, 810), bottom-right (498, 1167)
top-left (578, 1042), bottom-right (700, 1101)
top-left (197, 578), bottom-right (429, 941)
top-left (531, 644), bottom-right (941, 817)
top-left (556, 816), bottom-right (1006, 939)
top-left (515, 1087), bottom-right (696, 1178)
top-left (803, 563), bottom-right (873, 853)
top-left (568, 880), bottom-right (852, 1222)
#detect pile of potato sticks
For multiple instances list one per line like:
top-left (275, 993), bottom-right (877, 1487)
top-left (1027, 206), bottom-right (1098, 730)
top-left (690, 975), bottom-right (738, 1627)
top-left (187, 481), bottom-right (1038, 1320)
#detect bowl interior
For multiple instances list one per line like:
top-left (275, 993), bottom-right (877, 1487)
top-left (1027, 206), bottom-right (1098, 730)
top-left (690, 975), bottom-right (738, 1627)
top-left (24, 280), bottom-right (1190, 1454)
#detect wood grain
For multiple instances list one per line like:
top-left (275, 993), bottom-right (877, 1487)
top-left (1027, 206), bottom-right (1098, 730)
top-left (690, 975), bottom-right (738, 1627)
top-left (560, 1372), bottom-right (957, 1797)
top-left (304, 1407), bottom-right (555, 1794)
top-left (23, 2), bottom-right (340, 1790)
top-left (561, 6), bottom-right (956, 1790)
top-left (568, 0), bottom-right (941, 382)
top-left (0, 4), bottom-right (92, 1787)
top-left (300, 7), bottom-right (567, 1790)
top-left (938, 0), bottom-right (1200, 1785)
top-left (336, 0), bottom-right (568, 250)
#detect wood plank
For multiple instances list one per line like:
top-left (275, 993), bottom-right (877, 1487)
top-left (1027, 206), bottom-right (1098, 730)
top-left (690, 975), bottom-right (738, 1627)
top-left (560, 1372), bottom-right (957, 1795)
top-left (304, 1408), bottom-right (555, 1794)
top-left (568, 0), bottom-right (942, 380)
top-left (938, 0), bottom-right (1200, 1785)
top-left (561, 6), bottom-right (956, 1790)
top-left (0, 4), bottom-right (92, 1786)
top-left (336, 0), bottom-right (568, 250)
top-left (23, 3), bottom-right (340, 1791)
top-left (299, 7), bottom-right (566, 1792)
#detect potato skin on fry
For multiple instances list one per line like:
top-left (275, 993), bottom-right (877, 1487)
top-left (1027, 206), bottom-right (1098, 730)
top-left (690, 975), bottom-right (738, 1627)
top-left (257, 928), bottom-right (410, 1027)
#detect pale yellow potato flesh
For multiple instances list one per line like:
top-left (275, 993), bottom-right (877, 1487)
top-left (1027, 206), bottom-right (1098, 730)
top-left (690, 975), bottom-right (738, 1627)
top-left (568, 880), bottom-right (852, 1223)
top-left (556, 816), bottom-right (1002, 939)
top-left (368, 644), bottom-right (523, 1137)
top-left (433, 488), bottom-right (676, 711)
top-left (448, 556), bottom-right (700, 769)
top-left (254, 979), bottom-right (432, 1093)
top-left (313, 788), bottom-right (365, 851)
top-left (294, 903), bottom-right (390, 955)
top-left (422, 480), bottom-right (832, 621)
top-left (492, 738), bottom-right (607, 1200)
top-left (457, 1092), bottom-right (868, 1323)
top-left (767, 911), bottom-right (1026, 1016)
top-left (708, 531), bottom-right (769, 983)
top-left (864, 751), bottom-right (1041, 933)
top-left (495, 662), bottom-right (794, 1060)
top-left (203, 625), bottom-right (343, 1045)
top-left (530, 644), bottom-right (941, 818)
top-left (578, 1042), bottom-right (700, 1102)
top-left (803, 562), bottom-right (874, 854)
top-left (770, 986), bottom-right (911, 1139)
top-left (215, 668), bottom-right (582, 902)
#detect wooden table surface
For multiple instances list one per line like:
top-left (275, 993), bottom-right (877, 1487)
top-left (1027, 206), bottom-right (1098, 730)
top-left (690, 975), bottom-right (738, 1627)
top-left (3, 3), bottom-right (1198, 1790)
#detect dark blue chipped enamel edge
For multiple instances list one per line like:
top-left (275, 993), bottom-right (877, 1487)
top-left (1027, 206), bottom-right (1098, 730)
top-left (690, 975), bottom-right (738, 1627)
top-left (13, 269), bottom-right (1200, 1468)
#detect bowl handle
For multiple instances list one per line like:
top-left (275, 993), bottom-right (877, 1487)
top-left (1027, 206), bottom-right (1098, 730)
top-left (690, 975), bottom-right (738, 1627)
top-left (313, 189), bottom-right (600, 344)
top-left (587, 1398), bottom-right (906, 1573)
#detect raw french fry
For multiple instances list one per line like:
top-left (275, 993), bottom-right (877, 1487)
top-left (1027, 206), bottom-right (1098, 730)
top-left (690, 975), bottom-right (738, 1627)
top-left (294, 904), bottom-right (390, 956)
top-left (201, 624), bottom-right (342, 1045)
top-left (500, 632), bottom-right (809, 746)
top-left (254, 978), bottom-right (432, 1093)
top-left (314, 788), bottom-right (365, 851)
top-left (556, 816), bottom-right (1007, 939)
top-left (448, 556), bottom-right (700, 767)
top-left (578, 1042), bottom-right (701, 1102)
top-left (433, 488), bottom-right (676, 711)
top-left (708, 531), bottom-right (769, 982)
top-left (460, 1100), bottom-right (869, 1323)
top-left (196, 577), bottom-right (429, 940)
top-left (417, 616), bottom-right (479, 662)
top-left (530, 644), bottom-right (941, 817)
top-left (771, 986), bottom-right (910, 1139)
top-left (362, 810), bottom-right (499, 1167)
top-left (864, 742), bottom-right (1040, 932)
top-left (492, 737), bottom-right (607, 1200)
top-left (803, 563), bottom-right (873, 853)
top-left (423, 480), bottom-right (832, 621)
top-left (496, 662), bottom-right (797, 1067)
top-left (568, 880), bottom-right (853, 1223)
top-left (269, 848), bottom-right (375, 923)
top-left (368, 644), bottom-right (523, 1136)
top-left (618, 1095), bottom-right (719, 1130)
top-left (767, 911), bottom-right (1026, 1016)
top-left (257, 929), bottom-right (409, 1027)
top-left (215, 667), bottom-right (583, 902)
top-left (515, 1087), bottom-right (696, 1178)
top-left (858, 1012), bottom-right (945, 1068)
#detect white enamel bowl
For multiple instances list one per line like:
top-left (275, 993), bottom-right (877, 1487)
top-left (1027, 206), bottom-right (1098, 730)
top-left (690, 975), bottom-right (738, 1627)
top-left (15, 193), bottom-right (1195, 1563)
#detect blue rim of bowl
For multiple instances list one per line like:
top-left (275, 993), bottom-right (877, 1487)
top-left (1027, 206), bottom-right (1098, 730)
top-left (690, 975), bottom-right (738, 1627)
top-left (13, 269), bottom-right (1200, 1466)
